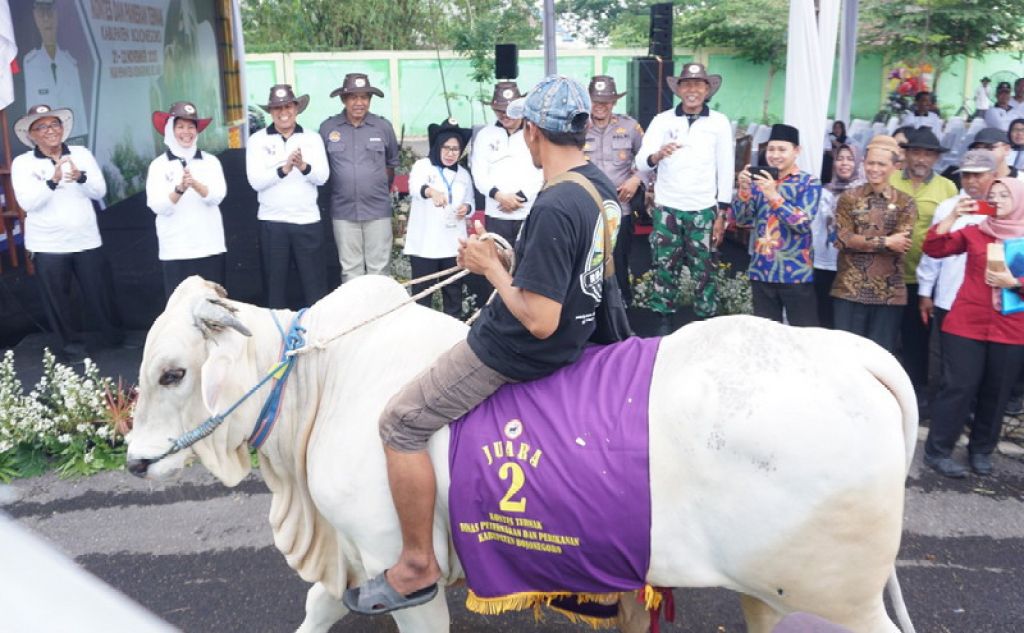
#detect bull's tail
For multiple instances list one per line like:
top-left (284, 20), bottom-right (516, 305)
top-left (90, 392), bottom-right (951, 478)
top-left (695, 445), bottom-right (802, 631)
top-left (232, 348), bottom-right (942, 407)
top-left (857, 339), bottom-right (918, 633)
top-left (856, 338), bottom-right (919, 475)
top-left (886, 567), bottom-right (916, 633)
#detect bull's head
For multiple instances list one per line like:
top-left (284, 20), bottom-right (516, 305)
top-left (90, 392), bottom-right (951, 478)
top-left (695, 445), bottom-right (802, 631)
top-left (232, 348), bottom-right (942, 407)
top-left (126, 277), bottom-right (256, 485)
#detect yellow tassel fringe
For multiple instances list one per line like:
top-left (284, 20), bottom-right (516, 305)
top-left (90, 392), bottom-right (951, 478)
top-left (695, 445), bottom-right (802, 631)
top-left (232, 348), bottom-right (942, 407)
top-left (464, 585), bottom-right (662, 629)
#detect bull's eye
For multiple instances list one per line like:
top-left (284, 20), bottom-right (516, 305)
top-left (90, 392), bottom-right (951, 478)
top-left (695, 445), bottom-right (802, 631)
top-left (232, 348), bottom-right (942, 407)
top-left (159, 368), bottom-right (186, 386)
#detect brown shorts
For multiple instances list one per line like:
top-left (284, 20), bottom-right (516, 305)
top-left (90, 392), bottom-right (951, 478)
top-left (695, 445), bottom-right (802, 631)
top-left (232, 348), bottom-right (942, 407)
top-left (379, 339), bottom-right (515, 452)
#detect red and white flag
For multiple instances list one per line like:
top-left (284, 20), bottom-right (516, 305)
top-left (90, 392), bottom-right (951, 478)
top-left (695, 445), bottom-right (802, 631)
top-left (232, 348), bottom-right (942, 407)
top-left (0, 0), bottom-right (17, 110)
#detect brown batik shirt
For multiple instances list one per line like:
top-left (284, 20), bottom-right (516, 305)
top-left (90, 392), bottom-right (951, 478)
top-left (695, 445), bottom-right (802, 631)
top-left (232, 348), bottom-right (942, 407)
top-left (831, 183), bottom-right (918, 306)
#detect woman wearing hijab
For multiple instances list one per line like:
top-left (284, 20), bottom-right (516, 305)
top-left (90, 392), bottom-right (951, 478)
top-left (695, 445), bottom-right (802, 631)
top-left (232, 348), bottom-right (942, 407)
top-left (145, 101), bottom-right (227, 299)
top-left (921, 177), bottom-right (1024, 478)
top-left (1008, 118), bottom-right (1024, 172)
top-left (812, 143), bottom-right (863, 327)
top-left (404, 119), bottom-right (474, 317)
top-left (828, 120), bottom-right (848, 150)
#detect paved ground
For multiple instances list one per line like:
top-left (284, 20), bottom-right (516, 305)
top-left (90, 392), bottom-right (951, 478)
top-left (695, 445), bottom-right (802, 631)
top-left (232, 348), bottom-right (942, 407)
top-left (3, 432), bottom-right (1023, 633)
top-left (4, 235), bottom-right (1023, 631)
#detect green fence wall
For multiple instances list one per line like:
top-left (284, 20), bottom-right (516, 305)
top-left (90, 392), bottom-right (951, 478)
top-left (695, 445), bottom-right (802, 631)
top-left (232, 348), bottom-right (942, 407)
top-left (245, 49), bottom-right (1024, 136)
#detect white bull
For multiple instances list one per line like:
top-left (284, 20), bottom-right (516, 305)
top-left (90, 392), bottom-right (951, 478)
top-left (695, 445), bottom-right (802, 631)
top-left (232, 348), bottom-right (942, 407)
top-left (126, 276), bottom-right (918, 633)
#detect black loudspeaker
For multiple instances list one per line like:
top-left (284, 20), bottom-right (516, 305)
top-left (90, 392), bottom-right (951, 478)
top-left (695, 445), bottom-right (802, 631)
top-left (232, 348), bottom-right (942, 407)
top-left (495, 44), bottom-right (519, 79)
top-left (648, 2), bottom-right (674, 60)
top-left (627, 57), bottom-right (675, 130)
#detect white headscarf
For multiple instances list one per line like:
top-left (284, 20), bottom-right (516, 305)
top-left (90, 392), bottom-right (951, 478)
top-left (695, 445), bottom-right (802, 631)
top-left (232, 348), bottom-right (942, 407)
top-left (163, 117), bottom-right (199, 163)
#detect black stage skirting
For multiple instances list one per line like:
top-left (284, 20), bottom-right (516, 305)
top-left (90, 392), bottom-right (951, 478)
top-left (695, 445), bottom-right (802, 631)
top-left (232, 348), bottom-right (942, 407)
top-left (0, 149), bottom-right (341, 347)
top-left (1, 148), bottom-right (751, 349)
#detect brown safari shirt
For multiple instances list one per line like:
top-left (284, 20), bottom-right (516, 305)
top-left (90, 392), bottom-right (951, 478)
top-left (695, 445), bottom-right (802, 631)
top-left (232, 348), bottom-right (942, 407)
top-left (319, 110), bottom-right (399, 221)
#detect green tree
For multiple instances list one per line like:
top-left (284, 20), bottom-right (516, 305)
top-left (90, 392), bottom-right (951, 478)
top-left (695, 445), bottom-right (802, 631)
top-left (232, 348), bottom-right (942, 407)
top-left (242, 0), bottom-right (540, 55)
top-left (241, 0), bottom-right (432, 52)
top-left (674, 0), bottom-right (788, 122)
top-left (554, 0), bottom-right (651, 46)
top-left (440, 0), bottom-right (540, 119)
top-left (860, 0), bottom-right (1024, 91)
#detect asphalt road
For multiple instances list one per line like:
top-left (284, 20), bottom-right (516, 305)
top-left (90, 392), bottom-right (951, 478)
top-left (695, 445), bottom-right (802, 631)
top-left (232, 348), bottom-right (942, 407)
top-left (4, 435), bottom-right (1024, 633)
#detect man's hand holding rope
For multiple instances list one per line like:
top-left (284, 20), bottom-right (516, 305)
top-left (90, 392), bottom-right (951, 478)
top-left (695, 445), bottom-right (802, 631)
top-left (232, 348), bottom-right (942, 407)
top-left (459, 221), bottom-right (560, 339)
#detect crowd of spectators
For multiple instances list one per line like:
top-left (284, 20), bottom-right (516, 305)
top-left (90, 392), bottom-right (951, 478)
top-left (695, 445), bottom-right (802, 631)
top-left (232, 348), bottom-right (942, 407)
top-left (11, 68), bottom-right (1024, 478)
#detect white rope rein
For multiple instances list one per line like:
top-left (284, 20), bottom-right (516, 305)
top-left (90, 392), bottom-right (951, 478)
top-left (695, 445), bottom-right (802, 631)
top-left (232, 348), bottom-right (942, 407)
top-left (287, 232), bottom-right (513, 357)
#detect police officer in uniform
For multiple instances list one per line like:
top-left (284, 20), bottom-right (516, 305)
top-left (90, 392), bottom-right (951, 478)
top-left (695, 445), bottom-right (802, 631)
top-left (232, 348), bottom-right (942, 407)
top-left (584, 75), bottom-right (644, 304)
top-left (23, 0), bottom-right (90, 146)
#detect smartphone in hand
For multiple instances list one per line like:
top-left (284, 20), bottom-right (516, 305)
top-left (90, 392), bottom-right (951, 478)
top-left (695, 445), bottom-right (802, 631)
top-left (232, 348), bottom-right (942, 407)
top-left (974, 200), bottom-right (997, 216)
top-left (747, 166), bottom-right (780, 181)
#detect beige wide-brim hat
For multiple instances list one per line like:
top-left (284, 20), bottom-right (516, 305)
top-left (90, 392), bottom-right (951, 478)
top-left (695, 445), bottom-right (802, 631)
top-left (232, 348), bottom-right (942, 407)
top-left (15, 104), bottom-right (74, 147)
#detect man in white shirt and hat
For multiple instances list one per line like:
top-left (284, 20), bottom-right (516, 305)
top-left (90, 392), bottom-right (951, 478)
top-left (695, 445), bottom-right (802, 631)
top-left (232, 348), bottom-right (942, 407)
top-left (247, 84), bottom-right (329, 308)
top-left (636, 63), bottom-right (734, 334)
top-left (11, 104), bottom-right (121, 362)
top-left (470, 81), bottom-right (544, 248)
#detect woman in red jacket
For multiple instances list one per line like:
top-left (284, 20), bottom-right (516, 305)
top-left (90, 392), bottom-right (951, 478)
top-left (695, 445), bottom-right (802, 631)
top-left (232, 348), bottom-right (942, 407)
top-left (921, 177), bottom-right (1024, 478)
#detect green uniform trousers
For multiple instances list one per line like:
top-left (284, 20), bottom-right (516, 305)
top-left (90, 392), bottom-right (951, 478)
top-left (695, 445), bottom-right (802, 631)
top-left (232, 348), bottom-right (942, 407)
top-left (649, 205), bottom-right (717, 318)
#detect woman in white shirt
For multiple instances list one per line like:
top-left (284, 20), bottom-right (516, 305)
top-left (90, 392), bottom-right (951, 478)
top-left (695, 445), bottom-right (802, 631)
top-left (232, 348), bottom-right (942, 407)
top-left (404, 120), bottom-right (474, 317)
top-left (813, 142), bottom-right (863, 328)
top-left (145, 101), bottom-right (227, 299)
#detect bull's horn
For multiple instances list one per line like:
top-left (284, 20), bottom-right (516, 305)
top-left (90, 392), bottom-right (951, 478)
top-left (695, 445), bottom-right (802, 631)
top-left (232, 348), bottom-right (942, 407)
top-left (193, 298), bottom-right (252, 337)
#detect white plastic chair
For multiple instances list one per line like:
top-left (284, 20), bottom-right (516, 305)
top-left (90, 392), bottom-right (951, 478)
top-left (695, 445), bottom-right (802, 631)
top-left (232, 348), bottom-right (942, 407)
top-left (848, 119), bottom-right (870, 137)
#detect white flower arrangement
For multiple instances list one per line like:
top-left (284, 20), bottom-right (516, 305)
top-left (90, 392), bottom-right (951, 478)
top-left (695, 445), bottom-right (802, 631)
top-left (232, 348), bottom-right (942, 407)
top-left (0, 349), bottom-right (133, 481)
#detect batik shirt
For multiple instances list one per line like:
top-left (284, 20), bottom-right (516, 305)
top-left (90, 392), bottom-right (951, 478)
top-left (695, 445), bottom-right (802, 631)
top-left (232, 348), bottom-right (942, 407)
top-left (831, 184), bottom-right (917, 305)
top-left (734, 171), bottom-right (821, 283)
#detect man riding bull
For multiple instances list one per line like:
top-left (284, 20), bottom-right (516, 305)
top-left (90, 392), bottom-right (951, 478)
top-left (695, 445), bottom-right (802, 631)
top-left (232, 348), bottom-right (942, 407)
top-left (343, 75), bottom-right (622, 616)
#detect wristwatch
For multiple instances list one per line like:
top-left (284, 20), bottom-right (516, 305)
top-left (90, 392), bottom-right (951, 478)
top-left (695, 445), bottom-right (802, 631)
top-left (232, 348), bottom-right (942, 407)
top-left (174, 186), bottom-right (185, 195)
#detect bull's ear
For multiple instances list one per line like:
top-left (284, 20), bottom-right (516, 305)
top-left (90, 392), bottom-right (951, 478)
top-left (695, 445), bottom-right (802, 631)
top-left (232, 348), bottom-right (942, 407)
top-left (200, 331), bottom-right (247, 415)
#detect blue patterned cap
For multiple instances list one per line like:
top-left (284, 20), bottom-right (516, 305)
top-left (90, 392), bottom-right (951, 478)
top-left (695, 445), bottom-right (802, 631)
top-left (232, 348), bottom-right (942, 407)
top-left (506, 75), bottom-right (591, 134)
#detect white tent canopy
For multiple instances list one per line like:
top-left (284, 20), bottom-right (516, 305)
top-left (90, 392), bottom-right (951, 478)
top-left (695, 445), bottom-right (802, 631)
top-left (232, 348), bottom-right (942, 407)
top-left (784, 0), bottom-right (842, 177)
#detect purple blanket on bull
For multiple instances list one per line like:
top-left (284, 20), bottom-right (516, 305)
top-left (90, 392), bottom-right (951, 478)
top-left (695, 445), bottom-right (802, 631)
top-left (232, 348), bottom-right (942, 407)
top-left (448, 337), bottom-right (662, 621)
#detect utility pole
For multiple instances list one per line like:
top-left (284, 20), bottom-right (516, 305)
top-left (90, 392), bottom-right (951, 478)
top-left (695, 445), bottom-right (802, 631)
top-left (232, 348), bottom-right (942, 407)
top-left (543, 0), bottom-right (556, 75)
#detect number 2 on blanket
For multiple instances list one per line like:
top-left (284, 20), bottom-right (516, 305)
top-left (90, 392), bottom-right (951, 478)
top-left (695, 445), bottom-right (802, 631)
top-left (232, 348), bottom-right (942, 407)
top-left (498, 462), bottom-right (527, 512)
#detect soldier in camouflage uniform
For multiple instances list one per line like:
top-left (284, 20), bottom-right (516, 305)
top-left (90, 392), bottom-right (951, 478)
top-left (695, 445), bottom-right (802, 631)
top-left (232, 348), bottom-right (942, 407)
top-left (636, 64), bottom-right (735, 334)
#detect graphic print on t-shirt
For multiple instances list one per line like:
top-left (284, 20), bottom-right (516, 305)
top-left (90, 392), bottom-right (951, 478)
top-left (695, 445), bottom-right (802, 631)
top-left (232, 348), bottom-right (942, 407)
top-left (580, 198), bottom-right (622, 302)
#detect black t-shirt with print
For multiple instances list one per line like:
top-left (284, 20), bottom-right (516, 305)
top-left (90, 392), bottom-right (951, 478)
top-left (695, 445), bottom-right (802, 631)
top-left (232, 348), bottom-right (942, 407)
top-left (468, 162), bottom-right (620, 381)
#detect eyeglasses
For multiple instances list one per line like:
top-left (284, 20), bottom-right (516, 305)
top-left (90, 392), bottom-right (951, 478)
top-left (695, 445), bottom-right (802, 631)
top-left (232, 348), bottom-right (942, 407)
top-left (31, 121), bottom-right (63, 133)
top-left (440, 146), bottom-right (461, 154)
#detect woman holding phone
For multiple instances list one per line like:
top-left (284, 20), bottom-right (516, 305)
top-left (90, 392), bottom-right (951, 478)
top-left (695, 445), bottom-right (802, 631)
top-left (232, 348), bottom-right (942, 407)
top-left (145, 101), bottom-right (228, 299)
top-left (921, 178), bottom-right (1024, 478)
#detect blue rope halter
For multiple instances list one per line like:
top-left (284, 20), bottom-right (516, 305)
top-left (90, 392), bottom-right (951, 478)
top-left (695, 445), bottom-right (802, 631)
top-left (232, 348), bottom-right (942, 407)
top-left (151, 309), bottom-right (308, 462)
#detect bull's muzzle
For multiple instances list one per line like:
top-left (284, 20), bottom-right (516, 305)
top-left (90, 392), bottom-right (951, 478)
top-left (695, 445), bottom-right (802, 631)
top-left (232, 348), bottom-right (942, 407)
top-left (126, 457), bottom-right (156, 478)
